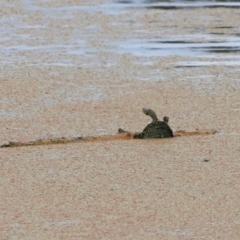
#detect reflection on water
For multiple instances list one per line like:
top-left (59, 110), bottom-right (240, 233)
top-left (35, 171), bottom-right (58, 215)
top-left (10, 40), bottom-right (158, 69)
top-left (113, 0), bottom-right (240, 9)
top-left (111, 34), bottom-right (240, 65)
top-left (113, 36), bottom-right (240, 55)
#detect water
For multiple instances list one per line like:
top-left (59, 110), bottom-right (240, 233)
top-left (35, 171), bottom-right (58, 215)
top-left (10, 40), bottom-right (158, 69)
top-left (1, 0), bottom-right (240, 67)
top-left (113, 0), bottom-right (240, 9)
top-left (111, 34), bottom-right (240, 56)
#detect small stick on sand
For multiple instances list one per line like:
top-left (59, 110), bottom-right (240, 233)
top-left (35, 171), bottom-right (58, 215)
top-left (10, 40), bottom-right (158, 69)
top-left (0, 130), bottom-right (217, 148)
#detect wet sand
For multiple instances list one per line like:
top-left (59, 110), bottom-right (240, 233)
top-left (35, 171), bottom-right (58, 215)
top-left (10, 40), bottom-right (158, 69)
top-left (1, 1), bottom-right (240, 239)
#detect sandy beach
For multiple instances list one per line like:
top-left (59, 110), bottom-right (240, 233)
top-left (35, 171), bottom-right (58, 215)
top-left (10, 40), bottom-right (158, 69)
top-left (1, 0), bottom-right (240, 239)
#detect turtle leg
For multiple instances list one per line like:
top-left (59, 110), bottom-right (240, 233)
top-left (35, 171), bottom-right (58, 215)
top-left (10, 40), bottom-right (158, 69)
top-left (133, 132), bottom-right (144, 139)
top-left (118, 128), bottom-right (129, 133)
top-left (118, 128), bottom-right (143, 139)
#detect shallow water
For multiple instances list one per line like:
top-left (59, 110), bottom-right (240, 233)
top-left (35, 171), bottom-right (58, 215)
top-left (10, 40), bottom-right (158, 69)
top-left (113, 0), bottom-right (240, 9)
top-left (1, 0), bottom-right (240, 67)
top-left (111, 34), bottom-right (240, 57)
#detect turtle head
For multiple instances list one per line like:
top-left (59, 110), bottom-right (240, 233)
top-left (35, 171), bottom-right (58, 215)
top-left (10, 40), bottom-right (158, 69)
top-left (142, 108), bottom-right (158, 122)
top-left (142, 108), bottom-right (149, 115)
top-left (163, 116), bottom-right (169, 123)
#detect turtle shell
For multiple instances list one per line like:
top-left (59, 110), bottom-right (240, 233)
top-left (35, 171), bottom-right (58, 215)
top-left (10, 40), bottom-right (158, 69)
top-left (139, 120), bottom-right (173, 139)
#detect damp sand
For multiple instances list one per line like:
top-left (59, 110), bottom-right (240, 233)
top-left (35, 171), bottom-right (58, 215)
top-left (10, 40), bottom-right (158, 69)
top-left (1, 1), bottom-right (240, 239)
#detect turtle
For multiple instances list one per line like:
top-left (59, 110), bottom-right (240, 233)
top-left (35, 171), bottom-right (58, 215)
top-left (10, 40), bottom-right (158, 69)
top-left (118, 108), bottom-right (173, 139)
